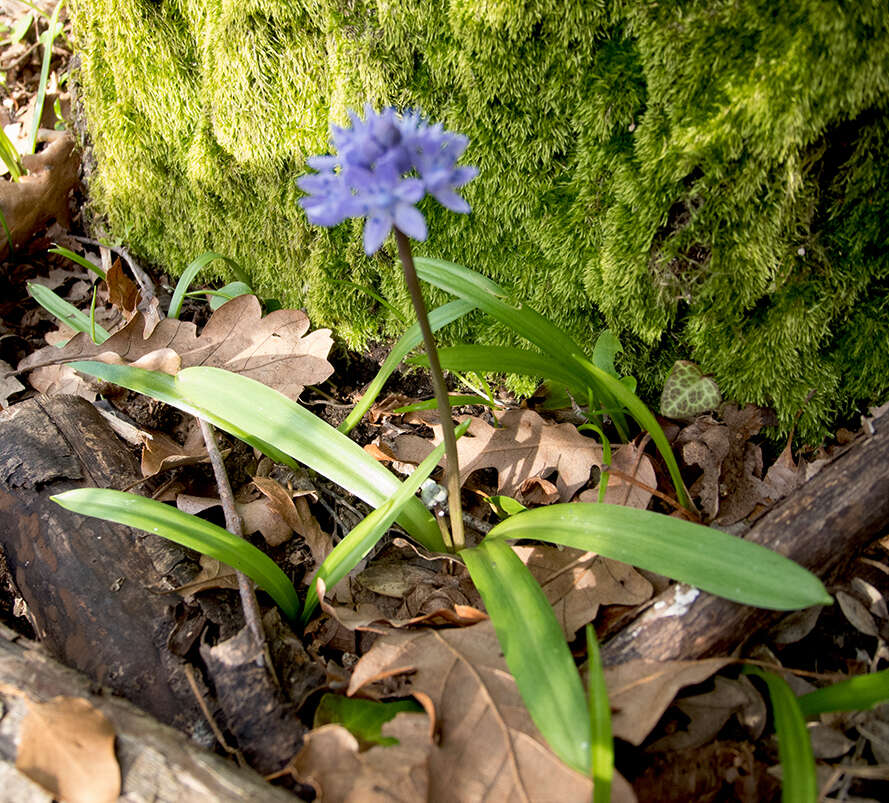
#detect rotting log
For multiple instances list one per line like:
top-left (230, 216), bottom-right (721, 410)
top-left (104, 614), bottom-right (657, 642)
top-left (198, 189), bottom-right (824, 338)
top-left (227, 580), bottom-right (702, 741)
top-left (601, 409), bottom-right (889, 666)
top-left (0, 395), bottom-right (204, 732)
top-left (0, 623), bottom-right (301, 802)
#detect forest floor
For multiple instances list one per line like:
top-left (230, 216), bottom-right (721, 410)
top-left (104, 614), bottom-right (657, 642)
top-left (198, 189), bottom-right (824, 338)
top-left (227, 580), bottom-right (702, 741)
top-left (0, 3), bottom-right (888, 801)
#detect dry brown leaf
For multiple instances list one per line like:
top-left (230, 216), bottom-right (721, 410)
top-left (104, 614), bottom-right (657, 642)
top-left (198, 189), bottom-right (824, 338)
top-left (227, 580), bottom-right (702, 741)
top-left (16, 696), bottom-right (121, 803)
top-left (0, 132), bottom-right (79, 258)
top-left (836, 590), bottom-right (879, 637)
top-left (176, 493), bottom-right (293, 546)
top-left (392, 408), bottom-right (603, 501)
top-left (252, 476), bottom-right (330, 565)
top-left (172, 555), bottom-right (239, 596)
top-left (0, 360), bottom-right (25, 408)
top-left (105, 258), bottom-right (141, 320)
top-left (578, 442), bottom-right (657, 509)
top-left (348, 621), bottom-right (597, 802)
top-left (604, 657), bottom-right (731, 745)
top-left (20, 294), bottom-right (334, 402)
top-left (26, 364), bottom-right (95, 401)
top-left (514, 545), bottom-right (652, 639)
top-left (649, 676), bottom-right (767, 752)
top-left (292, 713), bottom-right (431, 802)
top-left (139, 429), bottom-right (213, 477)
top-left (516, 475), bottom-right (560, 505)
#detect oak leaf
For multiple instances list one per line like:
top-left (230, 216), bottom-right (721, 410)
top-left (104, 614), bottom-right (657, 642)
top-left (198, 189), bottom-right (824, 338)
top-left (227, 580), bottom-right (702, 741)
top-left (292, 713), bottom-right (431, 802)
top-left (514, 545), bottom-right (652, 639)
top-left (20, 294), bottom-right (334, 402)
top-left (393, 408), bottom-right (603, 501)
top-left (348, 620), bottom-right (621, 802)
top-left (16, 696), bottom-right (120, 803)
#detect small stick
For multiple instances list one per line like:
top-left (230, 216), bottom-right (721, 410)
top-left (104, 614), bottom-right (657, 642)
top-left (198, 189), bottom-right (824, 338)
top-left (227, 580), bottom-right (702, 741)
top-left (182, 662), bottom-right (248, 768)
top-left (197, 418), bottom-right (265, 646)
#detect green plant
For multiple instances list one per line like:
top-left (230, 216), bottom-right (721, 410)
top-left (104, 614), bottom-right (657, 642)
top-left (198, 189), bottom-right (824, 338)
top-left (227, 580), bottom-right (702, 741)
top-left (0, 126), bottom-right (24, 181)
top-left (27, 0), bottom-right (66, 155)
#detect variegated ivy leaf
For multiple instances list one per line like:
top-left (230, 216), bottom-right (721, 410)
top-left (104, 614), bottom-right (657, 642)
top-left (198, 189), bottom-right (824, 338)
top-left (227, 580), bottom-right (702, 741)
top-left (660, 360), bottom-right (721, 420)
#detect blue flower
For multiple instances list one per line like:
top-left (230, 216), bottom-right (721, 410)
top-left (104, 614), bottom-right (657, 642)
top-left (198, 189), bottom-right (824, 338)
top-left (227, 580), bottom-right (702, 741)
top-left (298, 105), bottom-right (478, 254)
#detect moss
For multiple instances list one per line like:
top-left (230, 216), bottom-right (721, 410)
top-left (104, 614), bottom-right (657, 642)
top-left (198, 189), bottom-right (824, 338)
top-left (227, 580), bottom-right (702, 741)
top-left (69, 0), bottom-right (889, 442)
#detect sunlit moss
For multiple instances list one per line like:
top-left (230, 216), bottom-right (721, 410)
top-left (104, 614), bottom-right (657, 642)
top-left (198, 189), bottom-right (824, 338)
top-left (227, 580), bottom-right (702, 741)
top-left (69, 0), bottom-right (889, 442)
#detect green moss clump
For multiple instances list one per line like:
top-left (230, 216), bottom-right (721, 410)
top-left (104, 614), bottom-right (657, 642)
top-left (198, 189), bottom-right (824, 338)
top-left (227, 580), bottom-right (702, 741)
top-left (69, 0), bottom-right (889, 442)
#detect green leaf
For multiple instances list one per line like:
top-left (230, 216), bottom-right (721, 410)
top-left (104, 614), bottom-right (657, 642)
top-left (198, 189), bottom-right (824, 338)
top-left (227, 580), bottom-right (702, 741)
top-left (302, 420), bottom-right (470, 623)
top-left (412, 345), bottom-right (586, 398)
top-left (485, 494), bottom-right (527, 519)
top-left (392, 394), bottom-right (494, 414)
top-left (51, 488), bottom-right (300, 620)
top-left (314, 694), bottom-right (422, 747)
top-left (339, 299), bottom-right (475, 434)
top-left (592, 330), bottom-right (622, 378)
top-left (68, 362), bottom-right (444, 552)
top-left (586, 625), bottom-right (613, 801)
top-left (744, 667), bottom-right (816, 803)
top-left (486, 504), bottom-right (831, 610)
top-left (28, 283), bottom-right (111, 343)
top-left (168, 252), bottom-right (252, 319)
top-left (9, 13), bottom-right (32, 45)
top-left (413, 258), bottom-right (689, 508)
top-left (48, 245), bottom-right (106, 279)
top-left (797, 669), bottom-right (889, 718)
top-left (206, 281), bottom-right (253, 310)
top-left (461, 538), bottom-right (590, 773)
top-left (27, 0), bottom-right (66, 155)
top-left (660, 360), bottom-right (722, 419)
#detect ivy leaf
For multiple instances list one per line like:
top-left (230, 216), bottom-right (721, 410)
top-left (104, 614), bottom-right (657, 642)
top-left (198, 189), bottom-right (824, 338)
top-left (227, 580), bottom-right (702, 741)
top-left (660, 360), bottom-right (721, 420)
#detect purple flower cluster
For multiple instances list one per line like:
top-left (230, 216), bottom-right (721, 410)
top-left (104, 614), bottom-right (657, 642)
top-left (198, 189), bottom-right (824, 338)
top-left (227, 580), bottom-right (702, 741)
top-left (298, 105), bottom-right (477, 255)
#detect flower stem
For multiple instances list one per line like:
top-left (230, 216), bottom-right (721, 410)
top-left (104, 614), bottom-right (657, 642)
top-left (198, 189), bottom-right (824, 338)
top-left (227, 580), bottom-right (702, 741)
top-left (395, 229), bottom-right (465, 551)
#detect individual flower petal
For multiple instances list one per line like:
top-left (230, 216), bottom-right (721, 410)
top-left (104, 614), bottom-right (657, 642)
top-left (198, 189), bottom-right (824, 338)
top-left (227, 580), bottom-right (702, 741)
top-left (394, 203), bottom-right (428, 241)
top-left (306, 154), bottom-right (339, 171)
top-left (429, 188), bottom-right (471, 214)
top-left (363, 213), bottom-right (394, 255)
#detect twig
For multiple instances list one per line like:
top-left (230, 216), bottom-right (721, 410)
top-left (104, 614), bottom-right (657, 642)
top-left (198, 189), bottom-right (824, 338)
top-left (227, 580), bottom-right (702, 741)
top-left (604, 466), bottom-right (701, 521)
top-left (197, 418), bottom-right (265, 646)
top-left (182, 662), bottom-right (248, 768)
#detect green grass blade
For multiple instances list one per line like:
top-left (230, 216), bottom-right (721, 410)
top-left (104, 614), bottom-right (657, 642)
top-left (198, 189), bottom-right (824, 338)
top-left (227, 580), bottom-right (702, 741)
top-left (48, 245), bottom-right (106, 279)
top-left (302, 420), bottom-right (469, 624)
top-left (28, 282), bottom-right (111, 343)
top-left (411, 344), bottom-right (586, 397)
top-left (797, 669), bottom-right (889, 717)
top-left (339, 299), bottom-right (476, 434)
top-left (744, 667), bottom-right (817, 803)
top-left (168, 252), bottom-right (251, 319)
top-left (207, 281), bottom-right (253, 310)
top-left (0, 126), bottom-right (23, 181)
top-left (69, 362), bottom-right (443, 552)
top-left (51, 488), bottom-right (300, 619)
top-left (585, 624), bottom-right (613, 801)
top-left (27, 0), bottom-right (65, 155)
top-left (392, 394), bottom-right (494, 414)
top-left (486, 504), bottom-right (831, 610)
top-left (413, 258), bottom-right (691, 505)
top-left (461, 538), bottom-right (590, 773)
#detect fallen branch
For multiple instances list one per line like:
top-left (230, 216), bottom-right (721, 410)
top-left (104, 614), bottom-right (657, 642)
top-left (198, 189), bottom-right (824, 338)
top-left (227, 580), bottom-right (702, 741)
top-left (601, 409), bottom-right (889, 666)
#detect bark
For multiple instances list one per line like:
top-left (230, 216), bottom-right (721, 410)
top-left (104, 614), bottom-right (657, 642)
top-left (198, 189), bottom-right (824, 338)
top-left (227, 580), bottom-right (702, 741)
top-left (0, 395), bottom-right (203, 732)
top-left (0, 623), bottom-right (301, 802)
top-left (601, 409), bottom-right (889, 666)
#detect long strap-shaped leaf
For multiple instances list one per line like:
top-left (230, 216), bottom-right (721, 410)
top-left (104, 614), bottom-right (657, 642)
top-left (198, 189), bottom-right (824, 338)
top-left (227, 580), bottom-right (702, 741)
top-left (486, 504), bottom-right (831, 610)
top-left (339, 299), bottom-right (476, 434)
top-left (796, 669), bottom-right (889, 717)
top-left (461, 538), bottom-right (590, 774)
top-left (744, 667), bottom-right (817, 802)
top-left (303, 420), bottom-right (470, 623)
top-left (413, 258), bottom-right (690, 507)
top-left (70, 362), bottom-right (444, 552)
top-left (52, 488), bottom-right (300, 620)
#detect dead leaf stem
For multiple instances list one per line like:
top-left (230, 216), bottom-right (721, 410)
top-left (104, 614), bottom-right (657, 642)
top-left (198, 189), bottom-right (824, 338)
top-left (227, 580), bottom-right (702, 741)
top-left (198, 417), bottom-right (265, 645)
